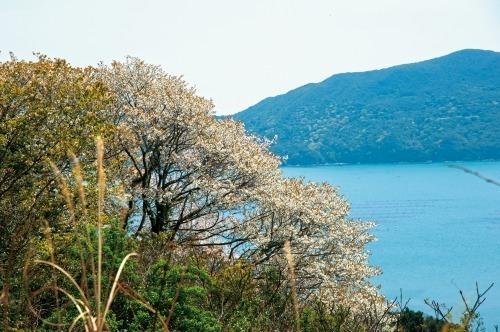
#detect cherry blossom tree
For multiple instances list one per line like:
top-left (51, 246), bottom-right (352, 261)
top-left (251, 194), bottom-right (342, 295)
top-left (239, 177), bottom-right (381, 308)
top-left (100, 56), bottom-right (381, 313)
top-left (100, 57), bottom-right (280, 244)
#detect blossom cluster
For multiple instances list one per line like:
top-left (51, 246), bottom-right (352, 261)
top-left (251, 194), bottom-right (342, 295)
top-left (99, 57), bottom-right (382, 310)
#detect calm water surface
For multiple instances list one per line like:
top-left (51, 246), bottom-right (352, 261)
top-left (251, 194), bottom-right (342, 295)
top-left (283, 162), bottom-right (500, 328)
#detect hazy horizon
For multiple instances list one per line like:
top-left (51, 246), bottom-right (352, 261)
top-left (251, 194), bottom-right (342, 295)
top-left (2, 0), bottom-right (499, 115)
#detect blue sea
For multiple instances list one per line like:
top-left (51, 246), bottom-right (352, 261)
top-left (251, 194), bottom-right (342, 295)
top-left (283, 161), bottom-right (500, 328)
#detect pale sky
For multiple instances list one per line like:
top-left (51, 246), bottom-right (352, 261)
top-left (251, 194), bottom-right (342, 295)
top-left (2, 0), bottom-right (499, 115)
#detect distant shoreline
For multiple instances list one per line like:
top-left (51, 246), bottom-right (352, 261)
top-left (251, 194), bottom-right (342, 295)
top-left (281, 159), bottom-right (500, 168)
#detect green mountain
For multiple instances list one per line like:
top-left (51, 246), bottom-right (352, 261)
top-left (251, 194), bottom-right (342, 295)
top-left (232, 49), bottom-right (500, 165)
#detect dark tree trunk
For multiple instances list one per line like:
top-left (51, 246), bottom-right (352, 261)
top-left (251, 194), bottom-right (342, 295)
top-left (151, 201), bottom-right (169, 234)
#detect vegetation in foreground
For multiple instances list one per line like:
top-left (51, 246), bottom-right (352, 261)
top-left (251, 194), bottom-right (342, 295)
top-left (0, 54), bottom-right (494, 331)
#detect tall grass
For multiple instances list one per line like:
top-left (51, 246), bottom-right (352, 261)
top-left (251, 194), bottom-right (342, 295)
top-left (24, 137), bottom-right (169, 332)
top-left (284, 239), bottom-right (300, 332)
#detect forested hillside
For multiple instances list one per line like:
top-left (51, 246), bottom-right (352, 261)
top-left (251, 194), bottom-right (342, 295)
top-left (233, 49), bottom-right (500, 164)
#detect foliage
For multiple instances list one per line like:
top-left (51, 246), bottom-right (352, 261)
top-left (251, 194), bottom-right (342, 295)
top-left (0, 54), bottom-right (110, 329)
top-left (396, 308), bottom-right (447, 332)
top-left (98, 57), bottom-right (380, 311)
top-left (3, 53), bottom-right (494, 331)
top-left (233, 49), bottom-right (500, 165)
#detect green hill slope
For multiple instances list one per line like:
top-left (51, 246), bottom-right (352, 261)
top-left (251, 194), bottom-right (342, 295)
top-left (233, 49), bottom-right (500, 164)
